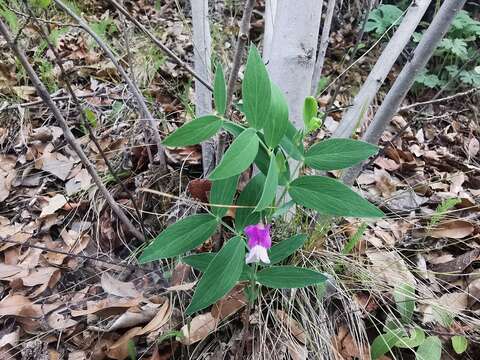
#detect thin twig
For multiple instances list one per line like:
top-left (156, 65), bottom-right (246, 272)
top-left (25, 5), bottom-right (148, 239)
top-left (106, 0), bottom-right (213, 92)
top-left (225, 0), bottom-right (256, 113)
top-left (53, 0), bottom-right (167, 171)
top-left (0, 92), bottom-right (109, 111)
top-left (399, 87), bottom-right (480, 111)
top-left (0, 18), bottom-right (145, 241)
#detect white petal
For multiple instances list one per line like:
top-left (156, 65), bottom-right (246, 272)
top-left (245, 245), bottom-right (270, 264)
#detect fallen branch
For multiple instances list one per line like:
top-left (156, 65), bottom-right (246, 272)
top-left (53, 0), bottom-right (167, 171)
top-left (225, 0), bottom-right (256, 113)
top-left (0, 18), bottom-right (145, 242)
top-left (106, 0), bottom-right (212, 92)
top-left (1, 91), bottom-right (109, 110)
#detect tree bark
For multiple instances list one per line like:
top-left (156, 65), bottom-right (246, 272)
top-left (341, 0), bottom-right (467, 185)
top-left (332, 0), bottom-right (432, 139)
top-left (190, 0), bottom-right (215, 175)
top-left (311, 0), bottom-right (333, 96)
top-left (264, 0), bottom-right (323, 130)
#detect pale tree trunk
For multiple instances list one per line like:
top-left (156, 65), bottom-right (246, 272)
top-left (190, 0), bottom-right (214, 175)
top-left (341, 0), bottom-right (467, 185)
top-left (332, 0), bottom-right (432, 139)
top-left (263, 0), bottom-right (277, 61)
top-left (264, 0), bottom-right (323, 130)
top-left (311, 0), bottom-right (334, 96)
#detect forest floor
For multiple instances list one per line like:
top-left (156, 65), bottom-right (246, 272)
top-left (0, 1), bottom-right (479, 359)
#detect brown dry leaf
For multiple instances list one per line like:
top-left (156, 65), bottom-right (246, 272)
top-left (0, 264), bottom-right (26, 279)
top-left (40, 194), bottom-right (67, 218)
top-left (332, 325), bottom-right (370, 360)
top-left (275, 310), bottom-right (306, 344)
top-left (420, 292), bottom-right (469, 323)
top-left (211, 284), bottom-right (246, 320)
top-left (138, 300), bottom-right (172, 335)
top-left (366, 250), bottom-right (416, 289)
top-left (41, 147), bottom-right (74, 181)
top-left (430, 248), bottom-right (480, 280)
top-left (70, 297), bottom-right (142, 317)
top-left (180, 312), bottom-right (218, 345)
top-left (101, 273), bottom-right (141, 298)
top-left (0, 294), bottom-right (43, 318)
top-left (47, 310), bottom-right (78, 330)
top-left (106, 326), bottom-right (142, 360)
top-left (108, 303), bottom-right (161, 332)
top-left (374, 169), bottom-right (396, 197)
top-left (65, 169), bottom-right (92, 196)
top-left (429, 220), bottom-right (474, 239)
top-left (466, 137), bottom-right (479, 158)
top-left (286, 339), bottom-right (308, 360)
top-left (166, 281), bottom-right (197, 292)
top-left (0, 327), bottom-right (19, 348)
top-left (0, 155), bottom-right (16, 202)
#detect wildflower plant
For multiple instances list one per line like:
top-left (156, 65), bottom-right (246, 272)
top-left (139, 45), bottom-right (383, 315)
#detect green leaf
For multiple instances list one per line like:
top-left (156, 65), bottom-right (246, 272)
top-left (303, 96), bottom-right (318, 125)
top-left (235, 173), bottom-right (266, 231)
top-left (127, 340), bottom-right (136, 360)
top-left (30, 0), bottom-right (51, 8)
top-left (371, 329), bottom-right (403, 359)
top-left (304, 139), bottom-right (378, 170)
top-left (256, 266), bottom-right (326, 289)
top-left (209, 128), bottom-right (259, 180)
top-left (139, 215), bottom-right (218, 263)
top-left (451, 335), bottom-right (468, 354)
top-left (288, 176), bottom-right (384, 217)
top-left (264, 83), bottom-right (289, 148)
top-left (242, 45), bottom-right (271, 129)
top-left (209, 175), bottom-right (239, 218)
top-left (394, 283), bottom-right (415, 324)
top-left (162, 115), bottom-right (223, 147)
top-left (222, 120), bottom-right (245, 137)
top-left (275, 150), bottom-right (290, 185)
top-left (280, 123), bottom-right (304, 161)
top-left (341, 222), bottom-right (367, 254)
top-left (214, 62), bottom-right (227, 115)
top-left (84, 109), bottom-right (97, 127)
top-left (254, 155), bottom-right (278, 212)
top-left (415, 336), bottom-right (442, 360)
top-left (186, 237), bottom-right (245, 314)
top-left (269, 234), bottom-right (307, 264)
top-left (254, 134), bottom-right (271, 175)
top-left (182, 252), bottom-right (252, 281)
top-left (396, 328), bottom-right (426, 349)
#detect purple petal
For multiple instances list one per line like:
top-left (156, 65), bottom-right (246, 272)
top-left (244, 223), bottom-right (271, 249)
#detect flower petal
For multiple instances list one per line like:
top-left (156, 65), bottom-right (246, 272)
top-left (245, 245), bottom-right (270, 264)
top-left (244, 223), bottom-right (272, 249)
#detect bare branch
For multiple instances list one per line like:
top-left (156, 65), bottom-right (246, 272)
top-left (0, 18), bottom-right (145, 242)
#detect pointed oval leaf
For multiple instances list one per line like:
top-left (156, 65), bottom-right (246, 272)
top-left (256, 266), bottom-right (326, 289)
top-left (254, 155), bottom-right (278, 212)
top-left (396, 328), bottom-right (426, 349)
top-left (235, 173), bottom-right (266, 231)
top-left (371, 329), bottom-right (403, 359)
top-left (269, 234), bottom-right (307, 264)
top-left (451, 335), bottom-right (468, 354)
top-left (242, 45), bottom-right (271, 129)
top-left (210, 175), bottom-right (239, 217)
top-left (288, 176), bottom-right (384, 218)
top-left (280, 122), bottom-right (304, 161)
top-left (162, 116), bottom-right (223, 147)
top-left (214, 62), bottom-right (227, 115)
top-left (186, 237), bottom-right (245, 314)
top-left (394, 283), bottom-right (415, 324)
top-left (182, 253), bottom-right (252, 281)
top-left (209, 128), bottom-right (259, 180)
top-left (139, 215), bottom-right (219, 263)
top-left (264, 83), bottom-right (289, 148)
top-left (415, 336), bottom-right (442, 360)
top-left (304, 139), bottom-right (378, 170)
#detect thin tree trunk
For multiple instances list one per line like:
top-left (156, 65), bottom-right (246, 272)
top-left (263, 0), bottom-right (277, 60)
top-left (190, 0), bottom-right (215, 175)
top-left (341, 0), bottom-right (467, 185)
top-left (225, 0), bottom-right (256, 113)
top-left (265, 0), bottom-right (323, 130)
top-left (0, 19), bottom-right (145, 242)
top-left (311, 0), bottom-right (334, 96)
top-left (332, 0), bottom-right (432, 139)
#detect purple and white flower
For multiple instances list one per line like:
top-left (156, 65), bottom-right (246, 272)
top-left (244, 223), bottom-right (271, 264)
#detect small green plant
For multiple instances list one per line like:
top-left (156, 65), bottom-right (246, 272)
top-left (138, 45), bottom-right (383, 316)
top-left (428, 197), bottom-right (461, 228)
top-left (365, 4), bottom-right (404, 36)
